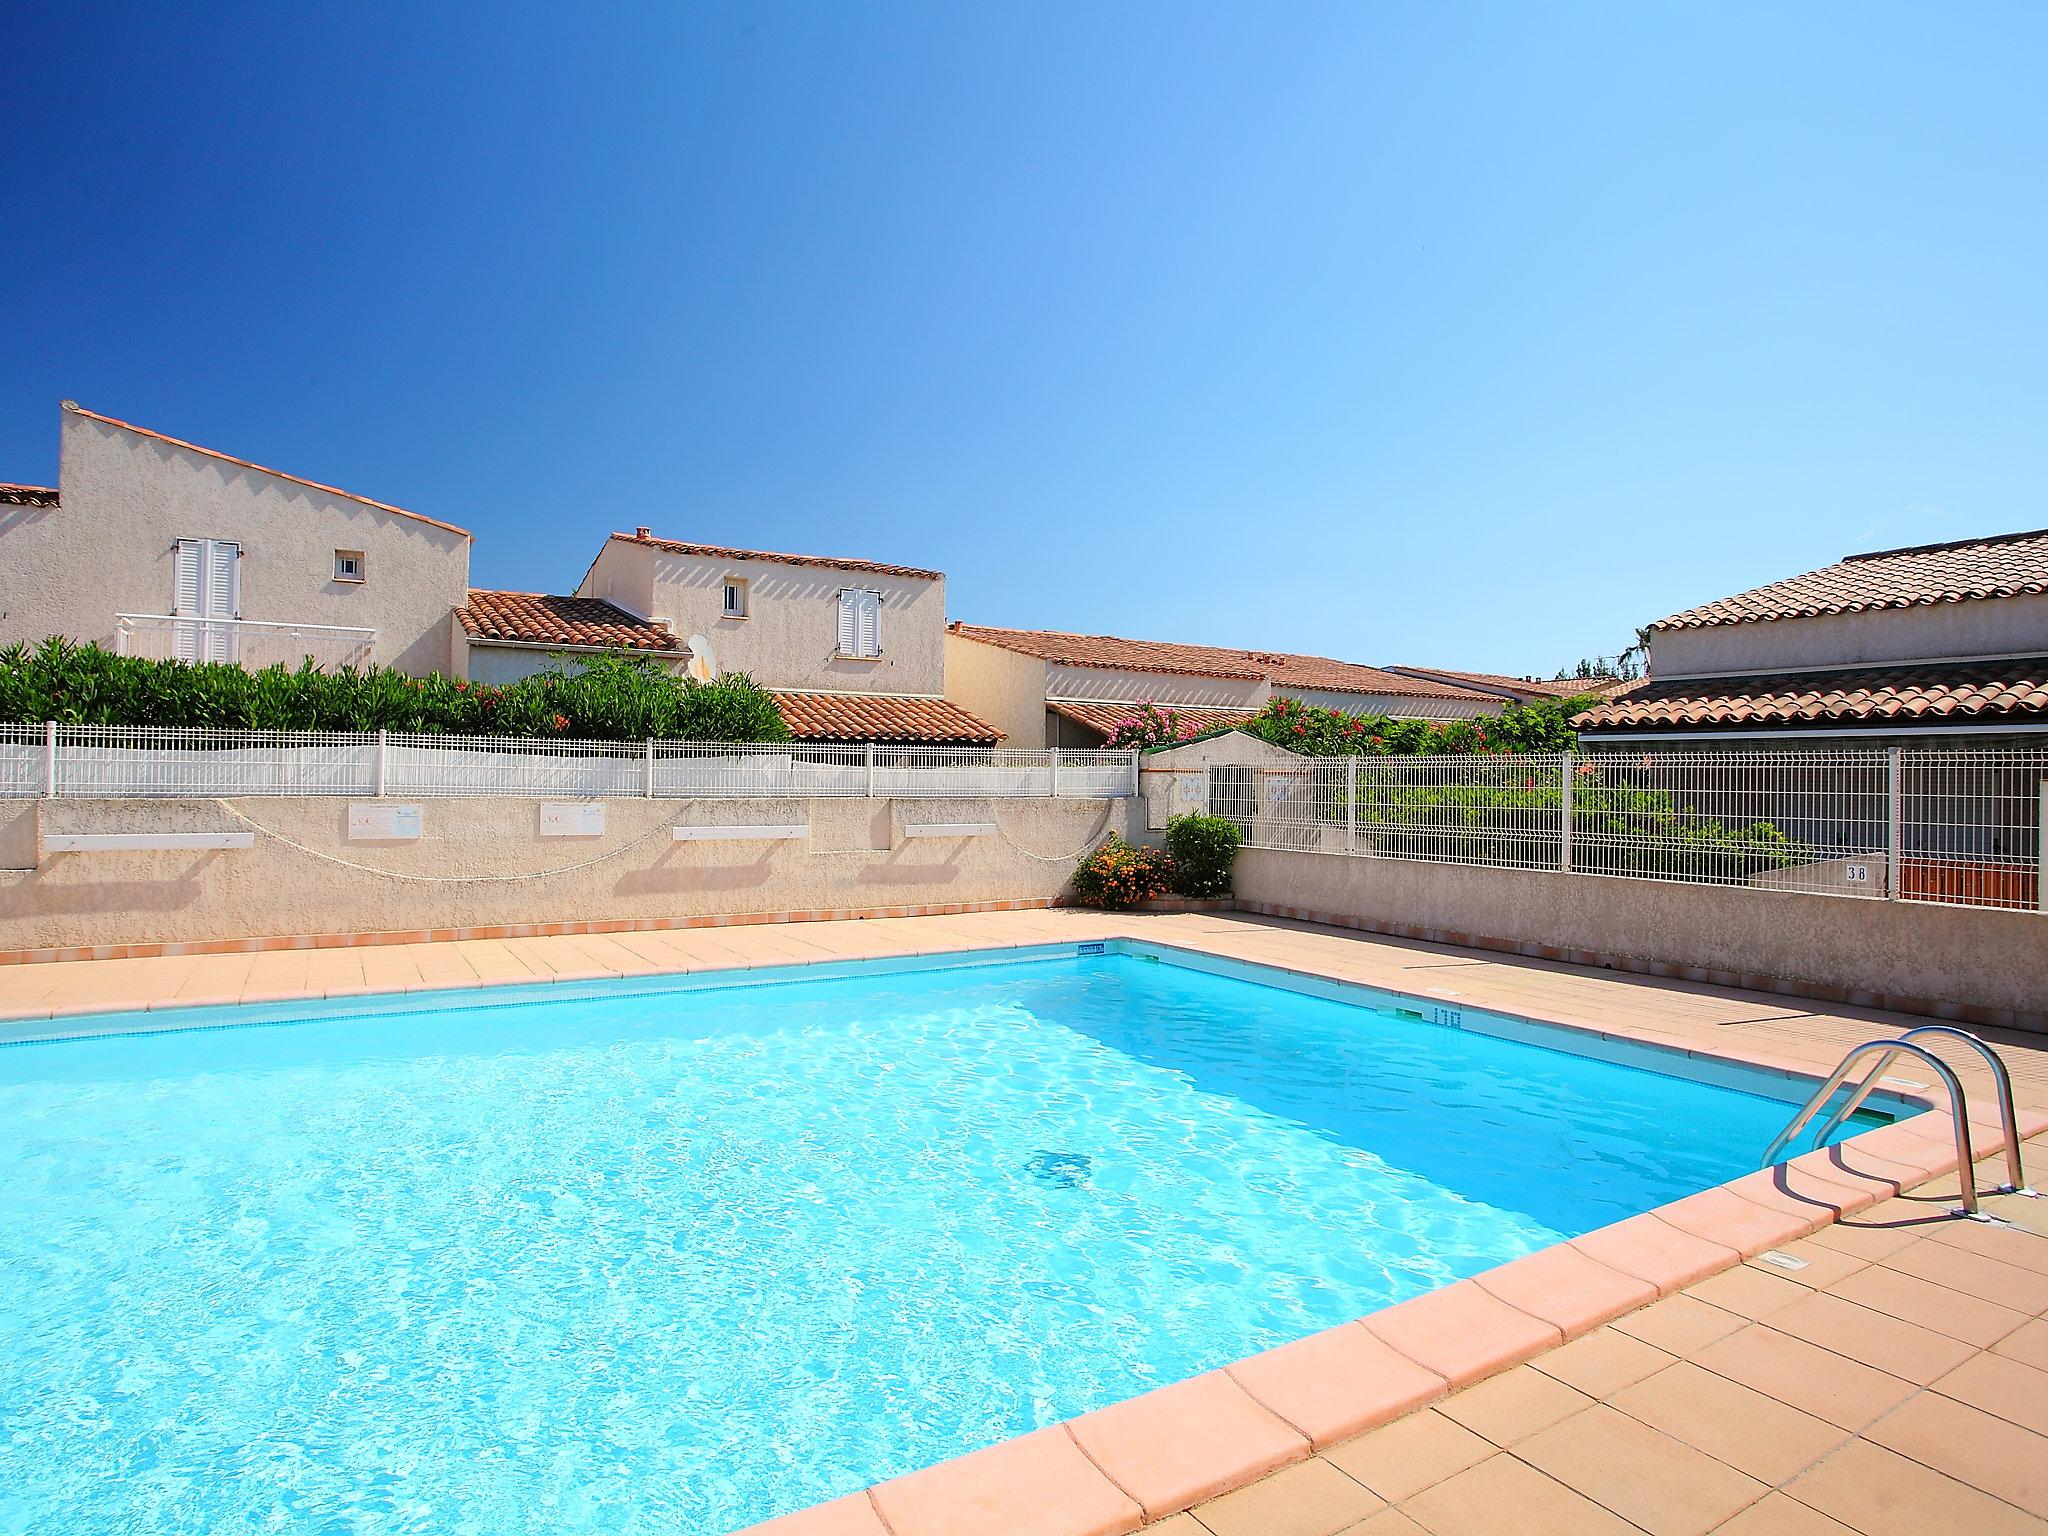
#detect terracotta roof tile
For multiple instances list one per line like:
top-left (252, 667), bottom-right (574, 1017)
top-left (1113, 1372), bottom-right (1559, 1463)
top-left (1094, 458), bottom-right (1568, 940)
top-left (1572, 657), bottom-right (2048, 734)
top-left (948, 624), bottom-right (1494, 699)
top-left (770, 692), bottom-right (1001, 744)
top-left (61, 403), bottom-right (470, 539)
top-left (616, 531), bottom-right (941, 582)
top-left (0, 483), bottom-right (59, 507)
top-left (1655, 528), bottom-right (2048, 631)
top-left (456, 590), bottom-right (679, 651)
top-left (1386, 665), bottom-right (1627, 699)
top-left (1047, 700), bottom-right (1260, 738)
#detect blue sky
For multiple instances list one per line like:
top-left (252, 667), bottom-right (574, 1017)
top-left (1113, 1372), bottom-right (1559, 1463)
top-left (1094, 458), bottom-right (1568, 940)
top-left (5, 4), bottom-right (2044, 675)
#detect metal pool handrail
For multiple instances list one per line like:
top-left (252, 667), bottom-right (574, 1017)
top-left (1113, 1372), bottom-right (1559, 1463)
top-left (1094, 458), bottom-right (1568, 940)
top-left (1761, 1039), bottom-right (1978, 1216)
top-left (1806, 1026), bottom-right (2030, 1197)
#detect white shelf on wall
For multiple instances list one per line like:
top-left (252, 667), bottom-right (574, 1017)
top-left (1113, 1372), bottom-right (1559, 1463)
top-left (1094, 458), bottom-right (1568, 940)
top-left (671, 825), bottom-right (808, 842)
top-left (42, 832), bottom-right (255, 853)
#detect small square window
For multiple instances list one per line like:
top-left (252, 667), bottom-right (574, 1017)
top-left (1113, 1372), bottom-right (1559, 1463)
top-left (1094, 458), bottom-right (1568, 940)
top-left (334, 550), bottom-right (365, 583)
top-left (722, 578), bottom-right (748, 618)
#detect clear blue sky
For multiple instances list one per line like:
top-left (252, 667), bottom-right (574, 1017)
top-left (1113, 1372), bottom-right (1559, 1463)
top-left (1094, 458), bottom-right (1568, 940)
top-left (6, 4), bottom-right (2044, 675)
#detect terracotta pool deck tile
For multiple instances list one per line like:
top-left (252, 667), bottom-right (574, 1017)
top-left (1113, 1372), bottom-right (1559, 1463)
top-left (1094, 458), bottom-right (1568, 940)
top-left (1527, 1326), bottom-right (1675, 1399)
top-left (1609, 1292), bottom-right (1749, 1355)
top-left (1569, 1213), bottom-right (1742, 1297)
top-left (1711, 1492), bottom-right (1862, 1536)
top-left (1330, 1510), bottom-right (1430, 1536)
top-left (1395, 1450), bottom-right (1640, 1536)
top-left (1882, 1239), bottom-right (2048, 1313)
top-left (1359, 1283), bottom-right (1561, 1391)
top-left (1926, 1210), bottom-right (2048, 1275)
top-left (1865, 1390), bottom-right (2048, 1517)
top-left (1763, 1289), bottom-right (1978, 1385)
top-left (868, 1425), bottom-right (1142, 1536)
top-left (1609, 1358), bottom-right (1849, 1485)
top-left (1990, 1316), bottom-right (2048, 1371)
top-left (1319, 1413), bottom-right (1495, 1504)
top-left (1185, 1457), bottom-right (1384, 1536)
top-left (1739, 1236), bottom-right (1872, 1292)
top-left (1224, 1323), bottom-right (1448, 1449)
top-left (1468, 1244), bottom-right (1657, 1340)
top-left (1785, 1438), bottom-right (2044, 1536)
top-left (1651, 1185), bottom-right (1830, 1259)
top-left (1513, 1403), bottom-right (1770, 1536)
top-left (1823, 1253), bottom-right (2033, 1348)
top-left (1692, 1323), bottom-right (1918, 1431)
top-left (737, 1491), bottom-right (890, 1536)
top-left (1684, 1261), bottom-right (1815, 1322)
top-left (1429, 1366), bottom-right (1592, 1448)
top-left (1931, 1351), bottom-right (2048, 1437)
top-left (1066, 1371), bottom-right (1310, 1520)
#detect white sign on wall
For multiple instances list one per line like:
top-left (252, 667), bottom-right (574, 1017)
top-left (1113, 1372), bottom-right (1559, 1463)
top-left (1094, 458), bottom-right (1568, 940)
top-left (1175, 773), bottom-right (1206, 805)
top-left (540, 802), bottom-right (607, 838)
top-left (348, 803), bottom-right (423, 841)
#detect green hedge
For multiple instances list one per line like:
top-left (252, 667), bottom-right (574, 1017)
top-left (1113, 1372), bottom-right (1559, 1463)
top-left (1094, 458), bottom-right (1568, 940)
top-left (1241, 694), bottom-right (1599, 757)
top-left (1163, 813), bottom-right (1243, 896)
top-left (0, 640), bottom-right (792, 742)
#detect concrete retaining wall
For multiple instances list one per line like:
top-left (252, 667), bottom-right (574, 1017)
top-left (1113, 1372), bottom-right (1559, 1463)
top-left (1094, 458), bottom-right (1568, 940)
top-left (1235, 846), bottom-right (2048, 1032)
top-left (0, 796), bottom-right (1134, 957)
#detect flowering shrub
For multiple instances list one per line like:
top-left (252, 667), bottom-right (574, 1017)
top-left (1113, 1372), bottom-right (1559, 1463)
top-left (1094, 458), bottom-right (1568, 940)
top-left (1101, 702), bottom-right (1214, 750)
top-left (1069, 834), bottom-right (1174, 910)
top-left (1242, 695), bottom-right (1593, 757)
top-left (0, 640), bottom-right (791, 742)
top-left (1163, 814), bottom-right (1242, 897)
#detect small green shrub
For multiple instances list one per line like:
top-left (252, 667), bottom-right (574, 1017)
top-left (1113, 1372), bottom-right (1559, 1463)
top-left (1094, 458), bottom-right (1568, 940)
top-left (1164, 814), bottom-right (1242, 897)
top-left (0, 638), bottom-right (792, 742)
top-left (1070, 834), bottom-right (1173, 910)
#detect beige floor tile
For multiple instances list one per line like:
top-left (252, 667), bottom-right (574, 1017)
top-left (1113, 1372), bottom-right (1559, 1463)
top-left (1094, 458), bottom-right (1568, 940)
top-left (1883, 1240), bottom-right (2048, 1314)
top-left (1432, 1367), bottom-right (1592, 1447)
top-left (1761, 1290), bottom-right (1978, 1386)
top-left (1693, 1324), bottom-right (1917, 1430)
top-left (1820, 1260), bottom-right (2029, 1349)
top-left (1785, 1438), bottom-right (2044, 1536)
top-left (1740, 1239), bottom-right (1872, 1292)
top-left (1610, 1361), bottom-right (1849, 1485)
top-left (1514, 1404), bottom-right (1768, 1536)
top-left (1138, 1517), bottom-right (1206, 1536)
top-left (1709, 1491), bottom-right (1860, 1535)
top-left (1613, 1294), bottom-right (1749, 1355)
top-left (1334, 1512), bottom-right (1432, 1536)
top-left (1321, 1413), bottom-right (1494, 1504)
top-left (1687, 1263), bottom-right (1813, 1321)
top-left (1865, 1390), bottom-right (2048, 1516)
top-left (1805, 1215), bottom-right (1935, 1263)
top-left (1930, 1351), bottom-right (2048, 1437)
top-left (1529, 1326), bottom-right (1674, 1399)
top-left (1192, 1457), bottom-right (1384, 1536)
top-left (1923, 1211), bottom-right (2048, 1276)
top-left (1398, 1451), bottom-right (1639, 1536)
top-left (1990, 1316), bottom-right (2048, 1371)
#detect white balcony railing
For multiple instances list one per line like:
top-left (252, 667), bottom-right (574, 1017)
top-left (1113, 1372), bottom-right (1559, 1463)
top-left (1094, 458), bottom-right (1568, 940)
top-left (114, 614), bottom-right (377, 671)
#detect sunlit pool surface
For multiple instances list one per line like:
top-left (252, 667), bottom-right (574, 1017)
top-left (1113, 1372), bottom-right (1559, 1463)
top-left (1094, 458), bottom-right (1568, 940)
top-left (0, 945), bottom-right (1895, 1534)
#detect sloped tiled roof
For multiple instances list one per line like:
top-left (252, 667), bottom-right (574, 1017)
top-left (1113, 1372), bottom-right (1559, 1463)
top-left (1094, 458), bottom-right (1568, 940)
top-left (1047, 700), bottom-right (1260, 738)
top-left (456, 590), bottom-right (680, 651)
top-left (948, 624), bottom-right (1493, 699)
top-left (1572, 658), bottom-right (2048, 734)
top-left (61, 403), bottom-right (471, 538)
top-left (770, 692), bottom-right (1001, 744)
top-left (615, 531), bottom-right (941, 582)
top-left (1655, 528), bottom-right (2048, 631)
top-left (1385, 665), bottom-right (1625, 700)
top-left (0, 483), bottom-right (58, 507)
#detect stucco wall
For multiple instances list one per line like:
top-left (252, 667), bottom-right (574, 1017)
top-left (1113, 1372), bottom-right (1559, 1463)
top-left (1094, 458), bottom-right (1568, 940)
top-left (1234, 846), bottom-right (2048, 1029)
top-left (1649, 593), bottom-right (2048, 678)
top-left (1045, 663), bottom-right (1268, 711)
top-left (580, 539), bottom-right (947, 696)
top-left (944, 634), bottom-right (1052, 745)
top-left (465, 643), bottom-right (687, 686)
top-left (1137, 731), bottom-right (1302, 831)
top-left (0, 795), bottom-right (1134, 953)
top-left (0, 409), bottom-right (471, 676)
top-left (1282, 687), bottom-right (1498, 720)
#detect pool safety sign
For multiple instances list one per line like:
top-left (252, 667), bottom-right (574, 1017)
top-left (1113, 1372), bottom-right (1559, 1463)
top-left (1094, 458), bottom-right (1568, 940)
top-left (348, 803), bottom-right (423, 841)
top-left (540, 802), bottom-right (606, 838)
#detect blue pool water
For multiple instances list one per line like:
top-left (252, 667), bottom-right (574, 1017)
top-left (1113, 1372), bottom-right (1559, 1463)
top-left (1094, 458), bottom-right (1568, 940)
top-left (0, 948), bottom-right (1893, 1535)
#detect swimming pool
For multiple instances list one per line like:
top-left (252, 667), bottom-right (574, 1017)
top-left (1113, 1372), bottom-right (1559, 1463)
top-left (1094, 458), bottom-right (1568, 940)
top-left (0, 942), bottom-right (1900, 1535)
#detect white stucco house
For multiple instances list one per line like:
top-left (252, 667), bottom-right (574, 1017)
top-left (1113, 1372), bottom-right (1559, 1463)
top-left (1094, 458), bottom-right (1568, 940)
top-left (944, 623), bottom-right (1501, 747)
top-left (1, 403), bottom-right (473, 676)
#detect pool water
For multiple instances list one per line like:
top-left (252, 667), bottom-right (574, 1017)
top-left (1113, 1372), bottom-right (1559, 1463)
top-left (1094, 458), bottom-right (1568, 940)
top-left (0, 949), bottom-right (1891, 1535)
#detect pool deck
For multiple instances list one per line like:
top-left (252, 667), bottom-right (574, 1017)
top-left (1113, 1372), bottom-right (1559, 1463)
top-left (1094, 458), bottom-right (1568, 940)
top-left (3, 907), bottom-right (2045, 1535)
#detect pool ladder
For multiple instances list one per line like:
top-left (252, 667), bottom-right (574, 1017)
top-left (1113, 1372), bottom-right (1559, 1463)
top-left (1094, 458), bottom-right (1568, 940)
top-left (1760, 1026), bottom-right (2036, 1219)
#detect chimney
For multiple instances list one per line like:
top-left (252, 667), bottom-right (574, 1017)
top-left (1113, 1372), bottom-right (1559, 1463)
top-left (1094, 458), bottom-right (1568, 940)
top-left (634, 525), bottom-right (651, 539)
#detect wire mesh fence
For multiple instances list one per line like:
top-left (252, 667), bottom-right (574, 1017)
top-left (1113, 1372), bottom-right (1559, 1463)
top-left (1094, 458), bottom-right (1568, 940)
top-left (1211, 746), bottom-right (2047, 914)
top-left (2, 726), bottom-right (1137, 801)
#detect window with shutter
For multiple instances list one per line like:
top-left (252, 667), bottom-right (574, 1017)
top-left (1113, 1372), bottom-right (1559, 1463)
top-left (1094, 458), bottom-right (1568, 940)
top-left (838, 589), bottom-right (881, 658)
top-left (856, 590), bottom-right (880, 658)
top-left (838, 590), bottom-right (860, 656)
top-left (172, 538), bottom-right (241, 664)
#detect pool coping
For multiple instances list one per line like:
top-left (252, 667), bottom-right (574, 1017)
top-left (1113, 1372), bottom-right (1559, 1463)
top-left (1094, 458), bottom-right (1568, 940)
top-left (3, 922), bottom-right (2040, 1536)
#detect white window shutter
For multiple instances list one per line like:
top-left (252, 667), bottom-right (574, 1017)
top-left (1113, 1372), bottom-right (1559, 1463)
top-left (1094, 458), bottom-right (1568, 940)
top-left (173, 540), bottom-right (203, 616)
top-left (207, 541), bottom-right (241, 663)
top-left (857, 590), bottom-right (880, 658)
top-left (838, 590), bottom-right (860, 656)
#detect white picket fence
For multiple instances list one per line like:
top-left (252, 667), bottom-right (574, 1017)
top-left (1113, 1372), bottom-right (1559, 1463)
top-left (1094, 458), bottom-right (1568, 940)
top-left (0, 726), bottom-right (1138, 801)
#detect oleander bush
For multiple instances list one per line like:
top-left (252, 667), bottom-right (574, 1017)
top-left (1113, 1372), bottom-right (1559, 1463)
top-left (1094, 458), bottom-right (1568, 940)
top-left (1163, 813), bottom-right (1243, 897)
top-left (1070, 833), bottom-right (1174, 910)
top-left (0, 639), bottom-right (792, 742)
top-left (1242, 694), bottom-right (1599, 757)
top-left (1101, 703), bottom-right (1231, 750)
